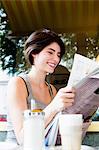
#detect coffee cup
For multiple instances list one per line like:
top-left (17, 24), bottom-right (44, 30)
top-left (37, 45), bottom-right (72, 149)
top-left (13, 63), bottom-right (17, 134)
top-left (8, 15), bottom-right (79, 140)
top-left (59, 114), bottom-right (83, 150)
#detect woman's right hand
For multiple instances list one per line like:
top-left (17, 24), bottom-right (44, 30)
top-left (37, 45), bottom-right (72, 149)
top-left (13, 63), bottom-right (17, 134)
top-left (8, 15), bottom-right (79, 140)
top-left (50, 86), bottom-right (75, 113)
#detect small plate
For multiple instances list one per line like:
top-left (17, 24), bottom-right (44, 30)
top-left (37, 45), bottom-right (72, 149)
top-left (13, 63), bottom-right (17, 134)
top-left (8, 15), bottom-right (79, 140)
top-left (45, 145), bottom-right (95, 150)
top-left (81, 145), bottom-right (95, 150)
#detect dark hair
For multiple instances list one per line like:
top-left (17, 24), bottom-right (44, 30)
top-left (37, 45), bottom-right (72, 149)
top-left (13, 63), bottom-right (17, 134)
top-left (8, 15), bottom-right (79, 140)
top-left (24, 29), bottom-right (65, 65)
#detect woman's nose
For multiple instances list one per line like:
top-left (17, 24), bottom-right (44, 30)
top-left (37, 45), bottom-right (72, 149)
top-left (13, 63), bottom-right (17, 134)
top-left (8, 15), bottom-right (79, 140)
top-left (53, 54), bottom-right (60, 63)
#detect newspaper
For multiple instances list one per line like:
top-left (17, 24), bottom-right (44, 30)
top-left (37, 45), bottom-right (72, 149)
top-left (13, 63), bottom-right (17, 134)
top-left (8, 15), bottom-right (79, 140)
top-left (64, 53), bottom-right (99, 120)
top-left (45, 53), bottom-right (99, 146)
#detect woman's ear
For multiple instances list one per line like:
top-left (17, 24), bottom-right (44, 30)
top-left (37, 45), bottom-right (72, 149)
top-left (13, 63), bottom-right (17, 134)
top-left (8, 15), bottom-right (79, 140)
top-left (31, 53), bottom-right (36, 58)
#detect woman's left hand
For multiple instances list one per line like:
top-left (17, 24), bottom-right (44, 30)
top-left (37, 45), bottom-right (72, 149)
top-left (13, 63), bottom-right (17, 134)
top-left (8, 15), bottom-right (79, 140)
top-left (50, 86), bottom-right (75, 113)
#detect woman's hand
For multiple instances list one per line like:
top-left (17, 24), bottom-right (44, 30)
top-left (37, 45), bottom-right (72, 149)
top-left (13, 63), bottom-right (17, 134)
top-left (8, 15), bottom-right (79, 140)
top-left (50, 86), bottom-right (75, 113)
top-left (44, 86), bottom-right (75, 127)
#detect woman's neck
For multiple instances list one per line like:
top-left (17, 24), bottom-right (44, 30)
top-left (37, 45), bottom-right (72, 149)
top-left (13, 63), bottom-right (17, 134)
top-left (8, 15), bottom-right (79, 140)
top-left (28, 66), bottom-right (47, 86)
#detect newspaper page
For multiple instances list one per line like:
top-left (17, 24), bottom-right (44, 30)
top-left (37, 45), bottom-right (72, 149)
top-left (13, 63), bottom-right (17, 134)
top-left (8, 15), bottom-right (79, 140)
top-left (45, 113), bottom-right (60, 146)
top-left (64, 53), bottom-right (99, 120)
top-left (68, 53), bottom-right (99, 86)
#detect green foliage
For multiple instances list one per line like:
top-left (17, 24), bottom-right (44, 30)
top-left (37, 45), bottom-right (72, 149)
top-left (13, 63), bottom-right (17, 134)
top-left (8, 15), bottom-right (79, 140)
top-left (60, 32), bottom-right (99, 70)
top-left (0, 6), bottom-right (28, 75)
top-left (60, 33), bottom-right (77, 70)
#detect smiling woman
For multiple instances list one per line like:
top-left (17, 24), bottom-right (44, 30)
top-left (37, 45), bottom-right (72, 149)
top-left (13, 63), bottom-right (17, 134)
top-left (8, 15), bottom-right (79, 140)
top-left (6, 28), bottom-right (75, 145)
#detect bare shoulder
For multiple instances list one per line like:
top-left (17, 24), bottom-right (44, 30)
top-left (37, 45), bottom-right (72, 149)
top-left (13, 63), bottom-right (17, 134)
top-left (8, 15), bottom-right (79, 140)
top-left (8, 76), bottom-right (24, 86)
top-left (9, 76), bottom-right (22, 83)
top-left (7, 76), bottom-right (28, 98)
top-left (7, 76), bottom-right (28, 106)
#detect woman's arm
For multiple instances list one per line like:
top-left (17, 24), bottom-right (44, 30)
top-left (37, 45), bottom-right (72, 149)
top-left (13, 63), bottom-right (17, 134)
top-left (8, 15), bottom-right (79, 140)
top-left (44, 86), bottom-right (75, 128)
top-left (7, 77), bottom-right (28, 144)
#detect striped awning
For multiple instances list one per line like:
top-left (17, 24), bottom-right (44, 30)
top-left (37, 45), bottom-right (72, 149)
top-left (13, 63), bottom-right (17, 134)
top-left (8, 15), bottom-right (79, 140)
top-left (1, 0), bottom-right (99, 36)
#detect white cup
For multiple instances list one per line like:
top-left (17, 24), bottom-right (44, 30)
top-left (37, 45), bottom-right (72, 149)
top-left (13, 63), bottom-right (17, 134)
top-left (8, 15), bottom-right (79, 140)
top-left (23, 110), bottom-right (45, 150)
top-left (59, 114), bottom-right (83, 150)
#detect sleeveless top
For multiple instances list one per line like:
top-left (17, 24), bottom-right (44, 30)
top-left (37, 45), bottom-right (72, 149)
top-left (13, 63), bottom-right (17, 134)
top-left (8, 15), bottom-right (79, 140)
top-left (6, 73), bottom-right (54, 142)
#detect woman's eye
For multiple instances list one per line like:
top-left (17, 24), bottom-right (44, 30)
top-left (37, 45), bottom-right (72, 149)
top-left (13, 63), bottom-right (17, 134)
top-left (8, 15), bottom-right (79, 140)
top-left (57, 54), bottom-right (61, 58)
top-left (48, 51), bottom-right (53, 54)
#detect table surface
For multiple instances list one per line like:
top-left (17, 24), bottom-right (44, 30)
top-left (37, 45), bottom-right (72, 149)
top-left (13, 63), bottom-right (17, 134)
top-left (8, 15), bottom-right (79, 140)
top-left (0, 141), bottom-right (98, 150)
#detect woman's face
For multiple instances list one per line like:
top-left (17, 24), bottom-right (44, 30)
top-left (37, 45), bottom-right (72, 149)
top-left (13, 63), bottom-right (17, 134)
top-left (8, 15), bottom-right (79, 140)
top-left (32, 42), bottom-right (61, 74)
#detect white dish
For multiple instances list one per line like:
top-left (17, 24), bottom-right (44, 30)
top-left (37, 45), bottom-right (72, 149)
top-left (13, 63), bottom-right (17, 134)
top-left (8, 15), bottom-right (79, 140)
top-left (45, 145), bottom-right (96, 150)
top-left (81, 145), bottom-right (96, 150)
top-left (0, 142), bottom-right (96, 150)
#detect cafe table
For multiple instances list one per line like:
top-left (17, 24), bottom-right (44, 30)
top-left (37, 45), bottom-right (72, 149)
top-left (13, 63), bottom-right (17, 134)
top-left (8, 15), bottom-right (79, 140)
top-left (0, 141), bottom-right (98, 150)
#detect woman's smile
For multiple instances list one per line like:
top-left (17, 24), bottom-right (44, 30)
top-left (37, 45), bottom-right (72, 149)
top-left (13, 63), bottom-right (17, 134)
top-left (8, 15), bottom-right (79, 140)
top-left (47, 61), bottom-right (57, 69)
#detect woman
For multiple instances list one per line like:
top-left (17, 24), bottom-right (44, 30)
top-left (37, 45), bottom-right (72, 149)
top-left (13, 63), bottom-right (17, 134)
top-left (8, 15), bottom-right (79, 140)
top-left (6, 29), bottom-right (75, 145)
